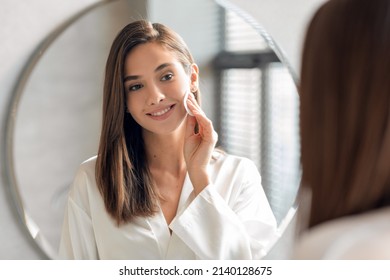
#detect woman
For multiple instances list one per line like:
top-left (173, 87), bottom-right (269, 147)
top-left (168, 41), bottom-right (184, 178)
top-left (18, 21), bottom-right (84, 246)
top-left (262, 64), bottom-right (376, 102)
top-left (295, 0), bottom-right (390, 259)
top-left (59, 20), bottom-right (277, 259)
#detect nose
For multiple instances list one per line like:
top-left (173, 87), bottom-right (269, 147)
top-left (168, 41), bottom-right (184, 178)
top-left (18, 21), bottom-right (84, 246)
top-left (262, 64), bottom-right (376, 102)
top-left (146, 84), bottom-right (165, 105)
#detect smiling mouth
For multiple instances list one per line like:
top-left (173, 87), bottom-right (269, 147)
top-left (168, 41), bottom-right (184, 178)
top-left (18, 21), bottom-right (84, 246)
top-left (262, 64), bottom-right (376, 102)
top-left (147, 105), bottom-right (175, 117)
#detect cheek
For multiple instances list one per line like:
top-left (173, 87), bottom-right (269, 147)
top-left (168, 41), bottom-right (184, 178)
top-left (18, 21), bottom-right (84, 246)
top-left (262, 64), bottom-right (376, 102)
top-left (169, 81), bottom-right (190, 99)
top-left (170, 87), bottom-right (186, 100)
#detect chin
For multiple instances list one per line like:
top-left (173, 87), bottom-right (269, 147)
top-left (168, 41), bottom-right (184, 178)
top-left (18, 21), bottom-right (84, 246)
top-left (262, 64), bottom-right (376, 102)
top-left (144, 118), bottom-right (186, 136)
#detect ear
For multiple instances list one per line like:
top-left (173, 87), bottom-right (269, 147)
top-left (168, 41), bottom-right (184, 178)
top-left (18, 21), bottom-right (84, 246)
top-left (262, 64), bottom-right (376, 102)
top-left (189, 63), bottom-right (199, 91)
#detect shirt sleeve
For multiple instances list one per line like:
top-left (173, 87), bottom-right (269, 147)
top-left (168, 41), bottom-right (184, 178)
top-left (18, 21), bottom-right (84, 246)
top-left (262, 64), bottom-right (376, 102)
top-left (169, 159), bottom-right (278, 259)
top-left (58, 169), bottom-right (98, 260)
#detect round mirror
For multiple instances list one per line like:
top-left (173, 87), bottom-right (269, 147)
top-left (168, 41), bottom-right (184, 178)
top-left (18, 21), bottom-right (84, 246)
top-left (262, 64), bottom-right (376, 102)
top-left (4, 0), bottom-right (300, 259)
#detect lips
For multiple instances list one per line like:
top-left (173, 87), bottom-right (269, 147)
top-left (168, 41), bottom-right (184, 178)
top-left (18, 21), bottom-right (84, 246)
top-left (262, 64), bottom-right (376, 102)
top-left (146, 104), bottom-right (175, 119)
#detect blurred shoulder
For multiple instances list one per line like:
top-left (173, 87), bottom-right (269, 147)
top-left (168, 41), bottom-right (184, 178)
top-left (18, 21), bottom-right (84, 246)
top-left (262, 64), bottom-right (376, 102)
top-left (293, 206), bottom-right (390, 259)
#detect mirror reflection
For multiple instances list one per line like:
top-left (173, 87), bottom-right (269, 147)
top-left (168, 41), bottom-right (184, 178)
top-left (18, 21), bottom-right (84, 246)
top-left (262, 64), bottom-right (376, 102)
top-left (10, 0), bottom-right (299, 259)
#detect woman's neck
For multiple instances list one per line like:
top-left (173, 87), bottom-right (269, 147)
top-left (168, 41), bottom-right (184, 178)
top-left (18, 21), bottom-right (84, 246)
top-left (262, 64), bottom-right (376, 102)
top-left (143, 128), bottom-right (186, 176)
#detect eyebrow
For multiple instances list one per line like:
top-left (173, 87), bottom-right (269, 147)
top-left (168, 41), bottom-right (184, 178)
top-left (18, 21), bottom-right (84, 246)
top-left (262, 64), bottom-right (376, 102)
top-left (123, 63), bottom-right (173, 83)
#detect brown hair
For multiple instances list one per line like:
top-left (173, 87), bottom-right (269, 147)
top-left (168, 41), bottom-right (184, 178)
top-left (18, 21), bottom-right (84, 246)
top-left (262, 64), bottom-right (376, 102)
top-left (300, 0), bottom-right (390, 228)
top-left (96, 20), bottom-right (199, 224)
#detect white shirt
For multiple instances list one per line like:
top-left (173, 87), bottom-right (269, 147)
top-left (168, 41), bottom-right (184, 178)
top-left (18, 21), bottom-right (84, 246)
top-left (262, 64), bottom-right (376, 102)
top-left (293, 207), bottom-right (390, 259)
top-left (59, 151), bottom-right (277, 259)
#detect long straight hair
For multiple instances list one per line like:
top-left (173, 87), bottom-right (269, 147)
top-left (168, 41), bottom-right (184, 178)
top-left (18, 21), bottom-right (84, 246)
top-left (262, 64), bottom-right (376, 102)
top-left (300, 0), bottom-right (390, 228)
top-left (96, 20), bottom-right (200, 224)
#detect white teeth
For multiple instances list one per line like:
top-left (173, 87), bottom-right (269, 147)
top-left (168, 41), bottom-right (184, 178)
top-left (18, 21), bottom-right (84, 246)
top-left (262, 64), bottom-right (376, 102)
top-left (150, 106), bottom-right (171, 116)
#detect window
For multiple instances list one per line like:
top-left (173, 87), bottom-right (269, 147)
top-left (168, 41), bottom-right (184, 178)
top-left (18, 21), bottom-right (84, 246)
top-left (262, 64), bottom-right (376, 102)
top-left (216, 10), bottom-right (300, 224)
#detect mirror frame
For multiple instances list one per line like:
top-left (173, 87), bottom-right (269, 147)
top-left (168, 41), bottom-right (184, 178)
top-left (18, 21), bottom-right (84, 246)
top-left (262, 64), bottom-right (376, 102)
top-left (2, 0), bottom-right (113, 259)
top-left (216, 0), bottom-right (298, 82)
top-left (2, 0), bottom-right (300, 259)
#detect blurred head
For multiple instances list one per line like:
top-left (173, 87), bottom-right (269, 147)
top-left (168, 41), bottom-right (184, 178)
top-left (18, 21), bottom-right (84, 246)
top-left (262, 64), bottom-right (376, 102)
top-left (300, 0), bottom-right (390, 228)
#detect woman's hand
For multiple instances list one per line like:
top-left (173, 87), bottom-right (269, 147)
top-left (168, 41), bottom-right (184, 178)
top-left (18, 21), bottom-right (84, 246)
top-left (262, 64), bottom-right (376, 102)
top-left (184, 93), bottom-right (218, 195)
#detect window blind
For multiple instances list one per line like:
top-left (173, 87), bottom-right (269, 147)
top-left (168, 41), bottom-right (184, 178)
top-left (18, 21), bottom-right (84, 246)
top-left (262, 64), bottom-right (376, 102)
top-left (219, 10), bottom-right (300, 224)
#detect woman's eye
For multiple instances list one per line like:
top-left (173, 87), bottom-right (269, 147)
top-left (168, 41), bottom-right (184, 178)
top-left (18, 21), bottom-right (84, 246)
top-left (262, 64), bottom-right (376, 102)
top-left (161, 73), bottom-right (173, 81)
top-left (128, 84), bottom-right (143, 92)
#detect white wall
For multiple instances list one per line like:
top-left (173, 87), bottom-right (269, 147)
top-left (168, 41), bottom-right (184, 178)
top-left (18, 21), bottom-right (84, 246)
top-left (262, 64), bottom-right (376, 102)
top-left (0, 0), bottom-right (325, 259)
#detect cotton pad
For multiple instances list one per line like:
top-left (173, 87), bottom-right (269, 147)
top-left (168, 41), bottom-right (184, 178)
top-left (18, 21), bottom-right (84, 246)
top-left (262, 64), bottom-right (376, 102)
top-left (183, 91), bottom-right (194, 116)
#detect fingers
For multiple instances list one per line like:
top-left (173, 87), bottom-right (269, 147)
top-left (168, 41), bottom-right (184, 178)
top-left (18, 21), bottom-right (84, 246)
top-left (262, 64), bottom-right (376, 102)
top-left (186, 93), bottom-right (218, 145)
top-left (185, 93), bottom-right (202, 116)
top-left (185, 114), bottom-right (197, 139)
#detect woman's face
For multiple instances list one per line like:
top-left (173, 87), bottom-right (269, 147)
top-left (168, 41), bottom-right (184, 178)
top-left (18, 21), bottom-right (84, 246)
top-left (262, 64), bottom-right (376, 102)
top-left (124, 42), bottom-right (198, 135)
